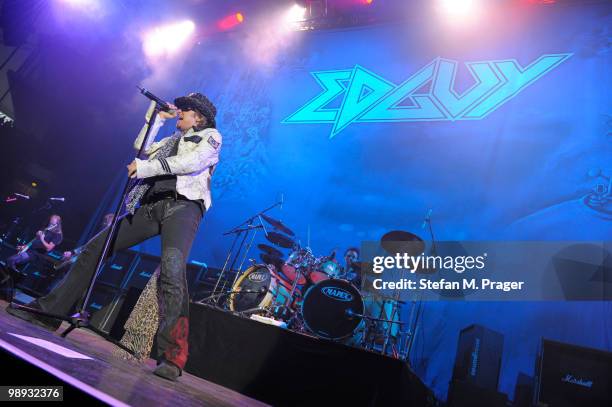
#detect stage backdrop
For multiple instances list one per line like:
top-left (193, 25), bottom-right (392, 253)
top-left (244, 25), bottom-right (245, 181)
top-left (94, 2), bottom-right (611, 401)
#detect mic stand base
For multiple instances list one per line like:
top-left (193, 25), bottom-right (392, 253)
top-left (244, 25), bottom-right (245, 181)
top-left (8, 303), bottom-right (137, 356)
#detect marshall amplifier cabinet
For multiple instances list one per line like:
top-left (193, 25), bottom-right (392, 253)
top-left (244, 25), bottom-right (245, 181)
top-left (535, 338), bottom-right (612, 407)
top-left (122, 252), bottom-right (160, 291)
top-left (95, 250), bottom-right (138, 289)
top-left (122, 252), bottom-right (207, 295)
top-left (87, 284), bottom-right (123, 333)
top-left (513, 372), bottom-right (535, 407)
top-left (451, 324), bottom-right (504, 391)
top-left (108, 286), bottom-right (144, 341)
top-left (190, 266), bottom-right (237, 302)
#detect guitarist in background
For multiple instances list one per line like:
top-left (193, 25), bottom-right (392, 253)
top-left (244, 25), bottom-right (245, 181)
top-left (5, 214), bottom-right (63, 272)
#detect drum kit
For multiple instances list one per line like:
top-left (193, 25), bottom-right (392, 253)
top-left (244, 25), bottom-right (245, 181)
top-left (200, 200), bottom-right (429, 360)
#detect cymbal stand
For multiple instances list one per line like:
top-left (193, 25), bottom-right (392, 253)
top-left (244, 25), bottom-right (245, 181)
top-left (382, 272), bottom-right (403, 355)
top-left (206, 200), bottom-right (280, 304)
top-left (228, 216), bottom-right (268, 289)
top-left (206, 224), bottom-right (260, 305)
top-left (401, 211), bottom-right (437, 361)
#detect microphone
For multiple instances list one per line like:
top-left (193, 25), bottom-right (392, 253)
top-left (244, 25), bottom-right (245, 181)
top-left (137, 86), bottom-right (174, 112)
top-left (14, 193), bottom-right (30, 200)
top-left (50, 197), bottom-right (65, 202)
top-left (421, 209), bottom-right (432, 229)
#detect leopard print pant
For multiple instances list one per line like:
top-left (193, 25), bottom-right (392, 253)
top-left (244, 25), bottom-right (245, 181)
top-left (112, 267), bottom-right (160, 363)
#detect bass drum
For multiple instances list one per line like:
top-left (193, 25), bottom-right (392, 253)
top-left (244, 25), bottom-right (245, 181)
top-left (229, 264), bottom-right (299, 313)
top-left (301, 279), bottom-right (364, 340)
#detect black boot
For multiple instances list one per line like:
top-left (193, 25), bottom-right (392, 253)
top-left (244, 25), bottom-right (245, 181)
top-left (6, 302), bottom-right (62, 332)
top-left (153, 361), bottom-right (182, 381)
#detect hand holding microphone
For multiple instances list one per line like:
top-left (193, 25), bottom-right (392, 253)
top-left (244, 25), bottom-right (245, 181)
top-left (136, 86), bottom-right (178, 119)
top-left (158, 103), bottom-right (178, 120)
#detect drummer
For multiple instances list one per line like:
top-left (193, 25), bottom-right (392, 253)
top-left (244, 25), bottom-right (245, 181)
top-left (342, 247), bottom-right (362, 288)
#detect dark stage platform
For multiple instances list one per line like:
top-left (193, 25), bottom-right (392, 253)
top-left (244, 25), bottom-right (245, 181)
top-left (186, 304), bottom-right (433, 407)
top-left (0, 297), bottom-right (432, 406)
top-left (0, 300), bottom-right (268, 407)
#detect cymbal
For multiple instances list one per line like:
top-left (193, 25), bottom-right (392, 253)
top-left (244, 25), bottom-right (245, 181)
top-left (380, 230), bottom-right (425, 256)
top-left (260, 253), bottom-right (283, 267)
top-left (265, 231), bottom-right (295, 249)
top-left (261, 214), bottom-right (295, 237)
top-left (257, 244), bottom-right (283, 258)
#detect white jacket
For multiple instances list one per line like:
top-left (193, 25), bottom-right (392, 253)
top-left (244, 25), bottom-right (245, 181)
top-left (133, 101), bottom-right (222, 210)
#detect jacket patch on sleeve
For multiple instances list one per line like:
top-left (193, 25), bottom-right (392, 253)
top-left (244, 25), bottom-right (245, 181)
top-left (207, 135), bottom-right (220, 150)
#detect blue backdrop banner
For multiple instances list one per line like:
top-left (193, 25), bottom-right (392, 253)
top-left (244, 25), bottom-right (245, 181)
top-left (122, 2), bottom-right (611, 400)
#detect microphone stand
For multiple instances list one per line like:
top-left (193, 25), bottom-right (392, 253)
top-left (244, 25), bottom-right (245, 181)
top-left (205, 200), bottom-right (280, 305)
top-left (10, 101), bottom-right (165, 354)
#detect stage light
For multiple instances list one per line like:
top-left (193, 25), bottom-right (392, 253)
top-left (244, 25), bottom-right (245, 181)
top-left (435, 0), bottom-right (484, 25)
top-left (286, 3), bottom-right (307, 25)
top-left (217, 12), bottom-right (245, 31)
top-left (142, 20), bottom-right (196, 58)
top-left (59, 0), bottom-right (98, 7)
top-left (56, 0), bottom-right (104, 18)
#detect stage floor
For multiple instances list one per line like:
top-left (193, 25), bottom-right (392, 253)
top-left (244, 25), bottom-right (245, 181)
top-left (0, 300), bottom-right (269, 407)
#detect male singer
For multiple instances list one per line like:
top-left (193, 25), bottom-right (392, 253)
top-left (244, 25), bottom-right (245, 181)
top-left (7, 92), bottom-right (221, 381)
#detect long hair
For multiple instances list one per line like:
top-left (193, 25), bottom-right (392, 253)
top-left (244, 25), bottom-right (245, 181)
top-left (48, 214), bottom-right (63, 235)
top-left (193, 111), bottom-right (216, 131)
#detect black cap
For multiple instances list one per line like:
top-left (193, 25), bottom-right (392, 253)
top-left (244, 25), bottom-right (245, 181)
top-left (174, 92), bottom-right (217, 129)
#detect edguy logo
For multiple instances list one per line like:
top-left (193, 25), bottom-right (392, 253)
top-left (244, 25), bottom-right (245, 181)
top-left (322, 287), bottom-right (353, 302)
top-left (283, 54), bottom-right (572, 138)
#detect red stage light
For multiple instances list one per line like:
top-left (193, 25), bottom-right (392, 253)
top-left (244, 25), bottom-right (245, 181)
top-left (522, 0), bottom-right (557, 4)
top-left (217, 12), bottom-right (245, 31)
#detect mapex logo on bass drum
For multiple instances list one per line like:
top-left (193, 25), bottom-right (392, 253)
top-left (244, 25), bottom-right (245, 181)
top-left (322, 287), bottom-right (353, 302)
top-left (248, 272), bottom-right (267, 282)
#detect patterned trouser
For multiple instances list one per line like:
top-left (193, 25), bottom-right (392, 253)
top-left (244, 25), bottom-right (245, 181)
top-left (114, 267), bottom-right (160, 362)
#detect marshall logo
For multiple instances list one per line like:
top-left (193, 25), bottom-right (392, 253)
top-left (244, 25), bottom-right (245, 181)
top-left (561, 374), bottom-right (593, 389)
top-left (248, 271), bottom-right (268, 282)
top-left (283, 54), bottom-right (572, 138)
top-left (322, 287), bottom-right (353, 302)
